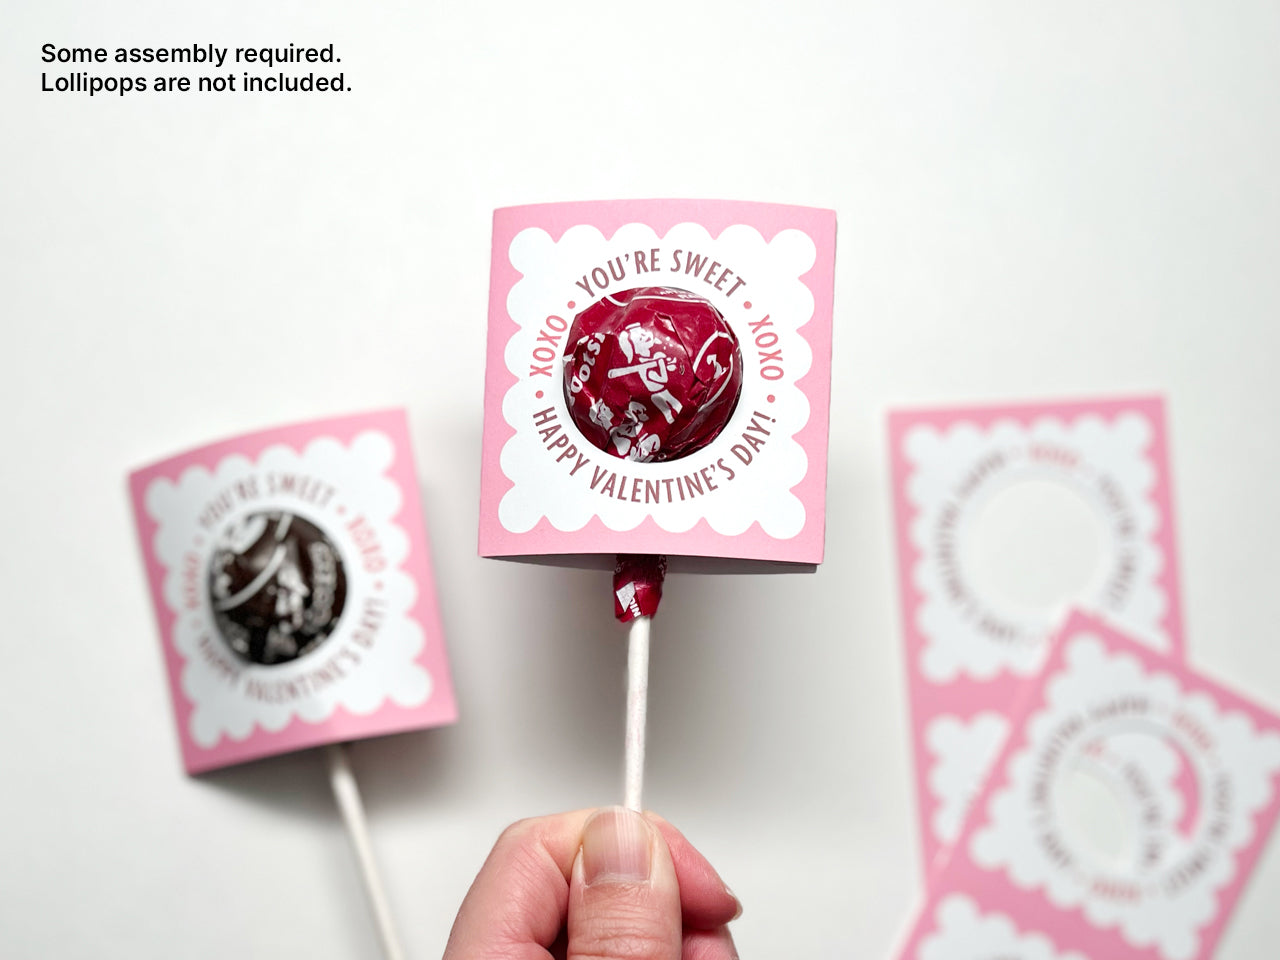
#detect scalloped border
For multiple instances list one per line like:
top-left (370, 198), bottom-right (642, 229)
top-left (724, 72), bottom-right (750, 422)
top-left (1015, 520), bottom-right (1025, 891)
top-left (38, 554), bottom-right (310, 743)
top-left (886, 396), bottom-right (1185, 872)
top-left (893, 612), bottom-right (1280, 960)
top-left (917, 893), bottom-right (1088, 960)
top-left (478, 200), bottom-right (837, 563)
top-left (969, 632), bottom-right (1280, 954)
top-left (128, 409), bottom-right (457, 774)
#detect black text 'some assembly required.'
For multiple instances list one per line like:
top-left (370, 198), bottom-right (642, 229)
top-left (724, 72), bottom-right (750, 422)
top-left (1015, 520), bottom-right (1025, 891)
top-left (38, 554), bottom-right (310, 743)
top-left (40, 44), bottom-right (349, 96)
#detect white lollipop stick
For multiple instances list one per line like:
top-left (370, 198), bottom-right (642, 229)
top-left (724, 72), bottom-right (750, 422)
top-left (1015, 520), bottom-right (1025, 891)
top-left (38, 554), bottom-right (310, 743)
top-left (624, 615), bottom-right (651, 812)
top-left (325, 743), bottom-right (406, 960)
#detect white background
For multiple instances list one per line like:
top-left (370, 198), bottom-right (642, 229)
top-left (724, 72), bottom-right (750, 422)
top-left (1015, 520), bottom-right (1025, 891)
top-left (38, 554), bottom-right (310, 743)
top-left (4, 2), bottom-right (1279, 958)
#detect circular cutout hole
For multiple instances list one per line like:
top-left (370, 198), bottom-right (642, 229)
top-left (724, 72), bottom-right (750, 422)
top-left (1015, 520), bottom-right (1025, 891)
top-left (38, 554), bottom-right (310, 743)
top-left (966, 479), bottom-right (1106, 613)
top-left (1056, 763), bottom-right (1134, 870)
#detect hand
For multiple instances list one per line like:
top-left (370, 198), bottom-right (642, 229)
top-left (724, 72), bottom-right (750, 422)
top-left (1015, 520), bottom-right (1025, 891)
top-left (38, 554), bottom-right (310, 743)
top-left (443, 806), bottom-right (740, 960)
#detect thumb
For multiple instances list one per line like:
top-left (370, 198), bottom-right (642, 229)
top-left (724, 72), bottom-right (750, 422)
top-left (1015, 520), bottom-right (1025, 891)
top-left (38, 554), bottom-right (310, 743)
top-left (567, 806), bottom-right (682, 960)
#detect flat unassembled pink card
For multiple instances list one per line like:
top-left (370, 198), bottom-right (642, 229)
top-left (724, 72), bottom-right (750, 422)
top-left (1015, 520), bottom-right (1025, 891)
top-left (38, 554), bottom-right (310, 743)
top-left (896, 611), bottom-right (1280, 960)
top-left (887, 397), bottom-right (1184, 870)
top-left (129, 410), bottom-right (457, 773)
top-left (479, 199), bottom-right (837, 565)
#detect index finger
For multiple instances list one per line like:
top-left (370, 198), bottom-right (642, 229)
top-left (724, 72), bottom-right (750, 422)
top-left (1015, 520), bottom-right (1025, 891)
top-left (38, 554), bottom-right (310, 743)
top-left (444, 809), bottom-right (594, 959)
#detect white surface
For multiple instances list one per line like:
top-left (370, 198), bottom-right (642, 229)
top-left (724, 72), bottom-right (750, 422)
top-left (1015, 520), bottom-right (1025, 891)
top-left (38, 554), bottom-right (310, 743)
top-left (3, 2), bottom-right (1280, 958)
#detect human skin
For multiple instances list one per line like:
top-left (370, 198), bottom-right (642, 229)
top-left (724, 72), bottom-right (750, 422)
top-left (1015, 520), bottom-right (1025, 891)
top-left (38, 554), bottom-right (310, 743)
top-left (442, 807), bottom-right (740, 960)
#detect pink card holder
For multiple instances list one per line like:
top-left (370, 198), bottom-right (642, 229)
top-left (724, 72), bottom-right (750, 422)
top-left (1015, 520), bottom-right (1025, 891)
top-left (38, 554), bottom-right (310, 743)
top-left (129, 410), bottom-right (457, 773)
top-left (888, 397), bottom-right (1185, 870)
top-left (478, 199), bottom-right (837, 567)
top-left (897, 611), bottom-right (1280, 960)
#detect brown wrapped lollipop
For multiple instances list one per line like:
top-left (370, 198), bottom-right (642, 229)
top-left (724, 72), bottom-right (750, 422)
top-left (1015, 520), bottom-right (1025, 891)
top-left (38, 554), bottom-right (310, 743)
top-left (209, 511), bottom-right (348, 666)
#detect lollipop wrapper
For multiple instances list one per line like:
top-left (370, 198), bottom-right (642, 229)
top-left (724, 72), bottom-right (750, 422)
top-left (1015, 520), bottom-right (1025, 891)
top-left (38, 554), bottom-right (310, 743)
top-left (565, 287), bottom-right (743, 464)
top-left (613, 554), bottom-right (667, 622)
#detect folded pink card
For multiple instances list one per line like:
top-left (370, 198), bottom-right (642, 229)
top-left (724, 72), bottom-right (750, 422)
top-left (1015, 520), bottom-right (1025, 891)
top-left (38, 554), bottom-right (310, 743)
top-left (888, 397), bottom-right (1185, 870)
top-left (896, 611), bottom-right (1280, 960)
top-left (478, 199), bottom-right (837, 566)
top-left (129, 410), bottom-right (457, 773)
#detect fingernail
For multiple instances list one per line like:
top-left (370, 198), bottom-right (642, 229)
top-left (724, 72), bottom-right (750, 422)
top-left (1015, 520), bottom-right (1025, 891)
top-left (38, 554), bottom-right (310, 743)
top-left (582, 807), bottom-right (653, 885)
top-left (725, 884), bottom-right (743, 921)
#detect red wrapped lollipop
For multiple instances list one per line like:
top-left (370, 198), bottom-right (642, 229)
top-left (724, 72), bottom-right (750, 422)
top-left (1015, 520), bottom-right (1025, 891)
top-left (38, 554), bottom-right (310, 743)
top-left (562, 286), bottom-right (744, 808)
top-left (563, 286), bottom-right (743, 463)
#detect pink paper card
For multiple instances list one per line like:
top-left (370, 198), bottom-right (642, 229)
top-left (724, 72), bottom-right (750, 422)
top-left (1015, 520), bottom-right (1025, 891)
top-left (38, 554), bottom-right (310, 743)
top-left (129, 410), bottom-right (457, 774)
top-left (887, 397), bottom-right (1184, 870)
top-left (478, 199), bottom-right (837, 565)
top-left (896, 611), bottom-right (1280, 960)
